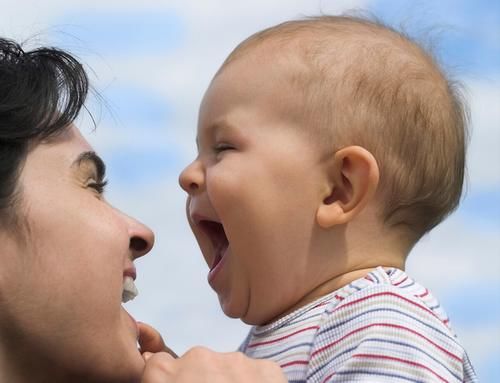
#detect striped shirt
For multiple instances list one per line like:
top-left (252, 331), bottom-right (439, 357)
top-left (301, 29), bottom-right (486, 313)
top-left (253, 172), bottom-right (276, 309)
top-left (239, 267), bottom-right (477, 382)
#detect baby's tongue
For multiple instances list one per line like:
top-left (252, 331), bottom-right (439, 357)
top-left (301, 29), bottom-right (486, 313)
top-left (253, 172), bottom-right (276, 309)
top-left (211, 240), bottom-right (228, 270)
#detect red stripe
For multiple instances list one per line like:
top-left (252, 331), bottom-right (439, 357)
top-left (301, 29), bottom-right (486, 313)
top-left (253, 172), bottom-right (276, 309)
top-left (416, 289), bottom-right (429, 298)
top-left (280, 360), bottom-right (309, 368)
top-left (248, 326), bottom-right (319, 348)
top-left (353, 353), bottom-right (449, 383)
top-left (321, 372), bottom-right (336, 383)
top-left (311, 322), bottom-right (462, 362)
top-left (394, 276), bottom-right (408, 286)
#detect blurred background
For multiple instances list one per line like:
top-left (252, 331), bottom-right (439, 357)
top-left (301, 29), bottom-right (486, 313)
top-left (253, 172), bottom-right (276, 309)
top-left (1, 0), bottom-right (498, 380)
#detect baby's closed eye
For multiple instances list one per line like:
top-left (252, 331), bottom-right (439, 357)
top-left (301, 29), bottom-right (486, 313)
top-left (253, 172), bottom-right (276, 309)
top-left (213, 142), bottom-right (236, 154)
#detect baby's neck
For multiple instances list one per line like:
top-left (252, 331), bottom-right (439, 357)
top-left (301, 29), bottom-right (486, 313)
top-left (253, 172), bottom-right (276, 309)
top-left (270, 258), bottom-right (405, 324)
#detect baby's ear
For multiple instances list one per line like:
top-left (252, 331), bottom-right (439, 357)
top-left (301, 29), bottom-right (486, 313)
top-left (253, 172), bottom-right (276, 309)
top-left (316, 146), bottom-right (379, 228)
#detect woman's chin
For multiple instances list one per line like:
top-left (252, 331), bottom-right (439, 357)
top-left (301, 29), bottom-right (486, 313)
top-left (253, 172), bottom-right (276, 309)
top-left (104, 345), bottom-right (144, 383)
top-left (96, 315), bottom-right (144, 382)
top-left (121, 307), bottom-right (140, 341)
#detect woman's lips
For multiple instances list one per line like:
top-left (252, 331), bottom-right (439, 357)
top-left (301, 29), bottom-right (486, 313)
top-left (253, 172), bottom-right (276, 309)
top-left (123, 267), bottom-right (137, 280)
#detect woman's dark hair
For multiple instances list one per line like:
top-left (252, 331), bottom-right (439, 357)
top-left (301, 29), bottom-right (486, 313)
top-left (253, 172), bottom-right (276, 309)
top-left (0, 37), bottom-right (89, 225)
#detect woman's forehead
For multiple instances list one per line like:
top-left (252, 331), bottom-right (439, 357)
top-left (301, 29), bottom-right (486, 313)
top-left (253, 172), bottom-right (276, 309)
top-left (53, 124), bottom-right (92, 147)
top-left (24, 125), bottom-right (94, 174)
top-left (46, 125), bottom-right (93, 153)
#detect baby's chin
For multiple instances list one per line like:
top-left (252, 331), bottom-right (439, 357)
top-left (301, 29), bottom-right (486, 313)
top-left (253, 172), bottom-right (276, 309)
top-left (221, 299), bottom-right (279, 326)
top-left (219, 295), bottom-right (256, 324)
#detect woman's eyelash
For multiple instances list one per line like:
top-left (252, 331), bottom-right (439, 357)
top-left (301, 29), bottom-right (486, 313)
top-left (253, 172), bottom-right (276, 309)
top-left (88, 179), bottom-right (108, 194)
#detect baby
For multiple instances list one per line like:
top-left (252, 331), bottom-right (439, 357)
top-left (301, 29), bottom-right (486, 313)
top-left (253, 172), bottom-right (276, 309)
top-left (179, 15), bottom-right (478, 382)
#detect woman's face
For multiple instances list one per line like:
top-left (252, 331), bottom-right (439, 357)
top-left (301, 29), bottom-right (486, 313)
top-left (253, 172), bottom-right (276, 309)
top-left (0, 126), bottom-right (154, 382)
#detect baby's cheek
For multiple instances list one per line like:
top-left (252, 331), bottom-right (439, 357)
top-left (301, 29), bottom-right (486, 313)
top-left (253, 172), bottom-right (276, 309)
top-left (209, 169), bottom-right (239, 195)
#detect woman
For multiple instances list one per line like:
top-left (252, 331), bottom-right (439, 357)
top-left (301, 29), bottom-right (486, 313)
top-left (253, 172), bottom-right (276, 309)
top-left (0, 38), bottom-right (285, 382)
top-left (0, 36), bottom-right (156, 382)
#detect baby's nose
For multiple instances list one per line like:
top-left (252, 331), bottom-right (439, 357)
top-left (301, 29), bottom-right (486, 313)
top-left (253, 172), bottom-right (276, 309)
top-left (179, 160), bottom-right (204, 194)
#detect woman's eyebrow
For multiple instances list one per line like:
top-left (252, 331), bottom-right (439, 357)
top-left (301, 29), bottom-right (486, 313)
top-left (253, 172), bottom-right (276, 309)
top-left (73, 151), bottom-right (107, 180)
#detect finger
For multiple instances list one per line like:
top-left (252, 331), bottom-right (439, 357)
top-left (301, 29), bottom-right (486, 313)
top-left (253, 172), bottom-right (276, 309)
top-left (141, 352), bottom-right (176, 382)
top-left (137, 322), bottom-right (178, 358)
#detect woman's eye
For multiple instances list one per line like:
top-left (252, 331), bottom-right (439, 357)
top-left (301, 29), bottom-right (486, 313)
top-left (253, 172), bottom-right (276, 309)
top-left (87, 179), bottom-right (108, 194)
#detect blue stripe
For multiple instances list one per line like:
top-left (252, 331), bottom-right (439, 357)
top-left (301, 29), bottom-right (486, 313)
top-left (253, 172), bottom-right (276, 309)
top-left (370, 271), bottom-right (380, 283)
top-left (387, 268), bottom-right (397, 276)
top-left (320, 306), bottom-right (457, 344)
top-left (256, 342), bottom-right (313, 360)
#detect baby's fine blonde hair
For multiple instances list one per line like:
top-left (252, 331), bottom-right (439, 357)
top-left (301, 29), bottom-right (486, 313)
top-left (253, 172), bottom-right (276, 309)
top-left (219, 15), bottom-right (469, 243)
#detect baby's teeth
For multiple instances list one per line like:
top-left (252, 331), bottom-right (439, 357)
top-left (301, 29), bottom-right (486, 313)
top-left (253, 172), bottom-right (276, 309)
top-left (122, 276), bottom-right (138, 303)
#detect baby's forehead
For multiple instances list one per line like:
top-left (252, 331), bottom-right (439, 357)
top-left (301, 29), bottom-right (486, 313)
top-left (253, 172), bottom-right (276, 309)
top-left (204, 47), bottom-right (307, 118)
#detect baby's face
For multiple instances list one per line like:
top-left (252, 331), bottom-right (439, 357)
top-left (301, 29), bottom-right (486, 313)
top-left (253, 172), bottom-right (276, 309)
top-left (179, 51), bottom-right (329, 325)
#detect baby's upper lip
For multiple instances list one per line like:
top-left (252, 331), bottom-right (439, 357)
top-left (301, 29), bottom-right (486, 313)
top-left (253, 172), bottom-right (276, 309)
top-left (191, 212), bottom-right (221, 226)
top-left (190, 212), bottom-right (228, 265)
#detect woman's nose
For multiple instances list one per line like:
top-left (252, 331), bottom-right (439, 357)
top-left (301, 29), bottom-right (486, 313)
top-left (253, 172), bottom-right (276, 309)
top-left (179, 160), bottom-right (204, 195)
top-left (126, 215), bottom-right (155, 260)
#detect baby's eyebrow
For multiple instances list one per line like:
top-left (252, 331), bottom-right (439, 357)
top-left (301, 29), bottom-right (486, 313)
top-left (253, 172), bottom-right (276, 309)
top-left (72, 151), bottom-right (107, 180)
top-left (196, 120), bottom-right (238, 152)
top-left (202, 120), bottom-right (235, 138)
top-left (210, 120), bottom-right (234, 134)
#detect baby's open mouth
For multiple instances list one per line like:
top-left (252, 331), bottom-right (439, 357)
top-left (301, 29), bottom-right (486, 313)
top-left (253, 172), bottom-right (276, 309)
top-left (198, 220), bottom-right (229, 270)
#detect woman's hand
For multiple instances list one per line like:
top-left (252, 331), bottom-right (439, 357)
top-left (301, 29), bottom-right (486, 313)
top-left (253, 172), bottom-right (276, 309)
top-left (141, 347), bottom-right (287, 383)
top-left (137, 322), bottom-right (178, 358)
top-left (138, 322), bottom-right (286, 382)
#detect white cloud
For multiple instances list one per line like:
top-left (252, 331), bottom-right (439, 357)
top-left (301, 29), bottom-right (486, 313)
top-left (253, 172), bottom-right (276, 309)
top-left (408, 215), bottom-right (500, 291)
top-left (464, 78), bottom-right (500, 189)
top-left (455, 324), bottom-right (500, 372)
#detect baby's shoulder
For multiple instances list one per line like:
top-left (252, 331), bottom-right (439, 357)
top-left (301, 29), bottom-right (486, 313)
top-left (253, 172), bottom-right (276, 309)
top-left (305, 268), bottom-right (475, 382)
top-left (318, 267), bottom-right (452, 334)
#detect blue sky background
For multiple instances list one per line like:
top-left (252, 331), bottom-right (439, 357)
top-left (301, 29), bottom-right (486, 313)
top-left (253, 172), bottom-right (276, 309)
top-left (1, 0), bottom-right (498, 380)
